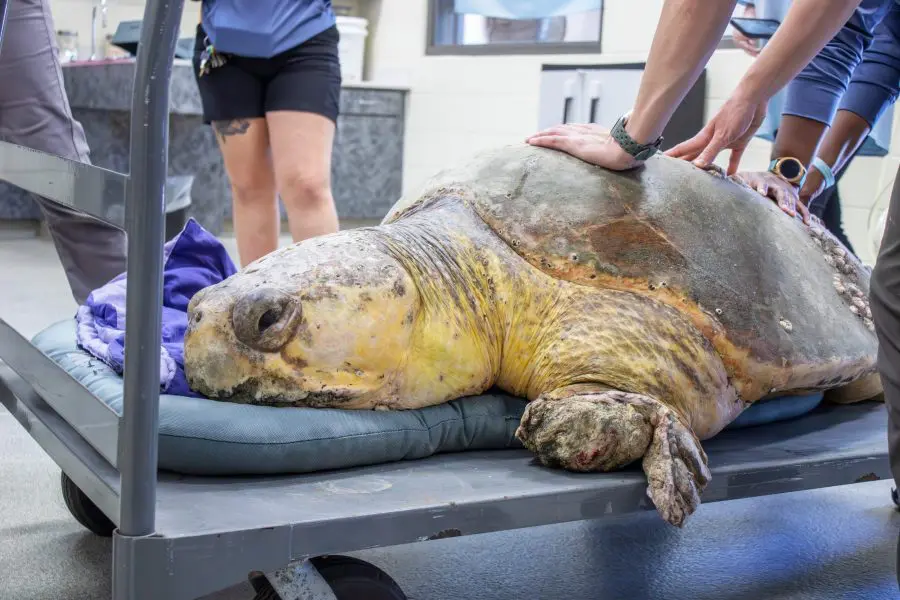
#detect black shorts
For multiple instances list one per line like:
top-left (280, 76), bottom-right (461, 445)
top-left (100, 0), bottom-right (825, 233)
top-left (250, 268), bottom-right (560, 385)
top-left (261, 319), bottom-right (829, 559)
top-left (192, 24), bottom-right (342, 125)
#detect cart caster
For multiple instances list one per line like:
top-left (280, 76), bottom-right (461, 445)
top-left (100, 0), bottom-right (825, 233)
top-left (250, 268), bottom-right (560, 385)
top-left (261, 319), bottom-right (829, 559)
top-left (893, 487), bottom-right (900, 510)
top-left (250, 555), bottom-right (407, 600)
top-left (60, 472), bottom-right (115, 537)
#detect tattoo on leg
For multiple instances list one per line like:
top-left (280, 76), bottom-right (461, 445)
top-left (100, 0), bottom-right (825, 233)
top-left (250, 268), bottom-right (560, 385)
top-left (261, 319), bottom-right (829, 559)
top-left (213, 119), bottom-right (250, 142)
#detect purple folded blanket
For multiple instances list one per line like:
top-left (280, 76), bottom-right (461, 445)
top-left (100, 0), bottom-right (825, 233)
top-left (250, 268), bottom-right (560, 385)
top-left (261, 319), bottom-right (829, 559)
top-left (75, 219), bottom-right (237, 397)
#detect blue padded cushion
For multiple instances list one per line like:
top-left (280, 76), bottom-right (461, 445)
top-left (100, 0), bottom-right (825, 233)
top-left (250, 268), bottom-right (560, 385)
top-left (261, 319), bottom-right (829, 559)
top-left (31, 319), bottom-right (824, 476)
top-left (727, 391), bottom-right (822, 429)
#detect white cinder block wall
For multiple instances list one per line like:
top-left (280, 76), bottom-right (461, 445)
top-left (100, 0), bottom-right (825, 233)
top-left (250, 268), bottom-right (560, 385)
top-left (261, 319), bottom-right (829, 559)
top-left (365, 0), bottom-right (898, 264)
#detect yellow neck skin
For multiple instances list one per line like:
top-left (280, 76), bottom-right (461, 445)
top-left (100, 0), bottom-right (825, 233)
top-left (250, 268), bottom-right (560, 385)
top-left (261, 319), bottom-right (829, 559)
top-left (374, 200), bottom-right (564, 408)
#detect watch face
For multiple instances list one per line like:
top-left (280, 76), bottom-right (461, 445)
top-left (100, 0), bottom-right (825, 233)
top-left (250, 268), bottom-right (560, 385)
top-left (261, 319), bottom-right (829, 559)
top-left (778, 158), bottom-right (802, 180)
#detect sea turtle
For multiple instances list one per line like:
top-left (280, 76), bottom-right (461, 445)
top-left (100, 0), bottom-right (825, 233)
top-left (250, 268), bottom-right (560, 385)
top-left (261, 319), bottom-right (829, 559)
top-left (183, 143), bottom-right (882, 527)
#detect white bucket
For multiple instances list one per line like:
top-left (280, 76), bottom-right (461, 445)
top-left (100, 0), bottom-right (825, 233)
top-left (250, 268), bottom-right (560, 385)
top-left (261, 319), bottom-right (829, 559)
top-left (336, 16), bottom-right (368, 83)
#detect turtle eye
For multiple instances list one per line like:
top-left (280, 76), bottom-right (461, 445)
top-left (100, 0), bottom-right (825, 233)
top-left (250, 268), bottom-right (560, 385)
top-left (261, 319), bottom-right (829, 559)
top-left (188, 286), bottom-right (212, 313)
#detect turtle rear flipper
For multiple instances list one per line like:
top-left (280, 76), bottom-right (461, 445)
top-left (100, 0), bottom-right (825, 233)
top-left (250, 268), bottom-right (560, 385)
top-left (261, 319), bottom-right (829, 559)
top-left (515, 387), bottom-right (711, 528)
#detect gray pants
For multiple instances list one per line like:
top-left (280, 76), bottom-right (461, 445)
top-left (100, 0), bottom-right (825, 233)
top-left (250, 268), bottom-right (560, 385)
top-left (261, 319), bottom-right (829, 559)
top-left (0, 0), bottom-right (126, 304)
top-left (870, 165), bottom-right (900, 490)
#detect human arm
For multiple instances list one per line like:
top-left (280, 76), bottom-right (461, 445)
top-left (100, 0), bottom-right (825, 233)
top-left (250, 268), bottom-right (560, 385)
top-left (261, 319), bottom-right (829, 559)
top-left (526, 0), bottom-right (739, 171)
top-left (727, 108), bottom-right (834, 224)
top-left (734, 8), bottom-right (899, 223)
top-left (624, 0), bottom-right (739, 146)
top-left (766, 1), bottom-right (894, 167)
top-left (740, 108), bottom-right (874, 223)
top-left (527, 0), bottom-right (867, 173)
top-left (801, 10), bottom-right (900, 203)
top-left (795, 109), bottom-right (873, 204)
top-left (665, 0), bottom-right (865, 173)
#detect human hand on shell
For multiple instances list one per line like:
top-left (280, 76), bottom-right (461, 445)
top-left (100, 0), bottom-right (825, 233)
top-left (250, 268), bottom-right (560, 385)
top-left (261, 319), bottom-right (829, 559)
top-left (733, 170), bottom-right (810, 224)
top-left (665, 95), bottom-right (768, 176)
top-left (525, 123), bottom-right (643, 171)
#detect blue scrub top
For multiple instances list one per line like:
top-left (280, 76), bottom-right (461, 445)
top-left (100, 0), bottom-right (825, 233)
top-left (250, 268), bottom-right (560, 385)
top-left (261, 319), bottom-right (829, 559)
top-left (201, 0), bottom-right (336, 59)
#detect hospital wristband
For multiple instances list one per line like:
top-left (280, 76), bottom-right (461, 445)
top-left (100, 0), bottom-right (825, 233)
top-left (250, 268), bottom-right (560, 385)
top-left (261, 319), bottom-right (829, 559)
top-left (811, 156), bottom-right (836, 189)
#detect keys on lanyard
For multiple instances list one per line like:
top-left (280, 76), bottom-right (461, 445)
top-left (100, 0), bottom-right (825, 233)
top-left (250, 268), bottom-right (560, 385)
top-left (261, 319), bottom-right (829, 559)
top-left (198, 37), bottom-right (227, 77)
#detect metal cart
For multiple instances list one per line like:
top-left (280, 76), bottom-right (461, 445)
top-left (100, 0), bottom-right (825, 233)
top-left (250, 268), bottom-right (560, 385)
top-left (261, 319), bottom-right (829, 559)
top-left (0, 0), bottom-right (894, 598)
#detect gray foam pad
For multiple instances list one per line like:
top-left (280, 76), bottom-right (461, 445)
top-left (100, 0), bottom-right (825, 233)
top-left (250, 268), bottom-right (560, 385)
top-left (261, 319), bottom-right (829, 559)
top-left (31, 319), bottom-right (823, 476)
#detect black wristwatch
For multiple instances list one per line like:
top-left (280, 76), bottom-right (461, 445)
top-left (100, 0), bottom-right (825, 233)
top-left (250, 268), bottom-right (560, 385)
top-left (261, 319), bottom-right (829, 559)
top-left (610, 114), bottom-right (663, 161)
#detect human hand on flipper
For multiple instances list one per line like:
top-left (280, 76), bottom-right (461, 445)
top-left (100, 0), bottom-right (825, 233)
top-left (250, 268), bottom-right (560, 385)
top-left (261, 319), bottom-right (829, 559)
top-left (526, 123), bottom-right (643, 171)
top-left (733, 170), bottom-right (810, 224)
top-left (665, 96), bottom-right (767, 175)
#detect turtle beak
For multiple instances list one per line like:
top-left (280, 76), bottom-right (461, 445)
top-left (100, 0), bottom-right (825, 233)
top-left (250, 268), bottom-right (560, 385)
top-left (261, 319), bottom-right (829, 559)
top-left (231, 287), bottom-right (302, 353)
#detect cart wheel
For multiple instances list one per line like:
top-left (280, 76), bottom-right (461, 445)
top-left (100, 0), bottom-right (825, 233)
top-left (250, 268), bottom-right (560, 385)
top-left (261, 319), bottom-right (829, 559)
top-left (60, 472), bottom-right (115, 537)
top-left (251, 556), bottom-right (407, 600)
top-left (893, 487), bottom-right (900, 510)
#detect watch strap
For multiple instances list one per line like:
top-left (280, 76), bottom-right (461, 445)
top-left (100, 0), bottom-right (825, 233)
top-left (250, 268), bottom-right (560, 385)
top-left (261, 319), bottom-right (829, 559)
top-left (610, 115), bottom-right (663, 161)
top-left (811, 156), bottom-right (836, 189)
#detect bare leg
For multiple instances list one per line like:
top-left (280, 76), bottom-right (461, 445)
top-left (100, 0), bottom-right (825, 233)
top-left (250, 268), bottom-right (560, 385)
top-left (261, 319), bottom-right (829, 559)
top-left (516, 387), bottom-right (710, 527)
top-left (266, 110), bottom-right (339, 243)
top-left (212, 117), bottom-right (278, 266)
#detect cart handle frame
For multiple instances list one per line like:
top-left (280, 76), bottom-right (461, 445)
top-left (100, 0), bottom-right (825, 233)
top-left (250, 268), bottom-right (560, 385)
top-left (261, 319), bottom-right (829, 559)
top-left (0, 0), bottom-right (186, 538)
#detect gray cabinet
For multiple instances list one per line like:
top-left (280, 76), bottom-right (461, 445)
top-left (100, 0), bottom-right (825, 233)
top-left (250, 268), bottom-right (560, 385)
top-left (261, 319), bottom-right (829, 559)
top-left (330, 88), bottom-right (406, 221)
top-left (0, 61), bottom-right (408, 232)
top-left (538, 64), bottom-right (706, 151)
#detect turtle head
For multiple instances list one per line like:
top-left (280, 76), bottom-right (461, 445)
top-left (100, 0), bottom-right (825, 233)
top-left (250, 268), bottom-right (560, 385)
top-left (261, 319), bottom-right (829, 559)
top-left (183, 232), bottom-right (420, 408)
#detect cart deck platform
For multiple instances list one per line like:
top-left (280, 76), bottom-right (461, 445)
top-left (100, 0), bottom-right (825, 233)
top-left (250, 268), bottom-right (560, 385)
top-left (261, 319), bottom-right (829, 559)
top-left (1, 357), bottom-right (889, 599)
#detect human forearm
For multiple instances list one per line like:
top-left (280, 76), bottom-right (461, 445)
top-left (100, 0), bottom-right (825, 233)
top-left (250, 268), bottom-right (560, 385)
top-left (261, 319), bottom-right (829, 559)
top-left (770, 115), bottom-right (828, 167)
top-left (817, 109), bottom-right (872, 175)
top-left (526, 0), bottom-right (738, 172)
top-left (796, 109), bottom-right (872, 204)
top-left (625, 0), bottom-right (738, 144)
top-left (778, 7), bottom-right (900, 169)
top-left (734, 0), bottom-right (862, 105)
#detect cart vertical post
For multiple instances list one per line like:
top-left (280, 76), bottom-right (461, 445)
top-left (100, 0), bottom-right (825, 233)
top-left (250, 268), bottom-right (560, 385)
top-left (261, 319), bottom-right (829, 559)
top-left (113, 0), bottom-right (184, 593)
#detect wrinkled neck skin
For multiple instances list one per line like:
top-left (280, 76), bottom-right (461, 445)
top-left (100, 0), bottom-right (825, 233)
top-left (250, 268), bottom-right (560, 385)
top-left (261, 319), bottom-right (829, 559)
top-left (375, 197), bottom-right (566, 406)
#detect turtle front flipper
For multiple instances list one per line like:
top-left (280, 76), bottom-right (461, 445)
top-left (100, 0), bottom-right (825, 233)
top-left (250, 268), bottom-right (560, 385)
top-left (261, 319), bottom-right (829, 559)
top-left (515, 387), bottom-right (711, 527)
